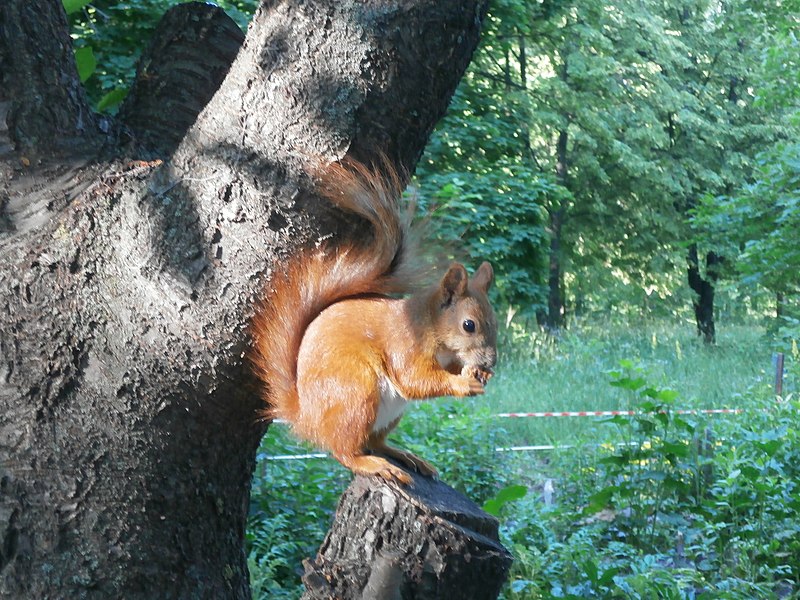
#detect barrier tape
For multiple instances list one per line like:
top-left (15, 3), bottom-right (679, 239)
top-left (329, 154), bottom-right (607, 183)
top-left (263, 452), bottom-right (327, 461)
top-left (264, 444), bottom-right (615, 460)
top-left (274, 407), bottom-right (743, 426)
top-left (264, 408), bottom-right (745, 461)
top-left (496, 408), bottom-right (743, 418)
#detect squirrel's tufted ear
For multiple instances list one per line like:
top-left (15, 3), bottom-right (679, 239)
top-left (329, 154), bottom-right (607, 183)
top-left (472, 261), bottom-right (494, 293)
top-left (440, 263), bottom-right (468, 306)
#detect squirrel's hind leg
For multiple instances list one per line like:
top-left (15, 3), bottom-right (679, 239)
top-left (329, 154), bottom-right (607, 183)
top-left (319, 386), bottom-right (414, 485)
top-left (335, 453), bottom-right (413, 485)
top-left (369, 441), bottom-right (438, 479)
top-left (367, 424), bottom-right (438, 479)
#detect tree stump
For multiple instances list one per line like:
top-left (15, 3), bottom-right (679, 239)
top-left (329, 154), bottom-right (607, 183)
top-left (302, 465), bottom-right (512, 600)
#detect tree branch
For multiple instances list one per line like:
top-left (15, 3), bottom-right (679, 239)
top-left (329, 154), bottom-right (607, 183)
top-left (172, 0), bottom-right (490, 177)
top-left (118, 3), bottom-right (245, 156)
top-left (0, 0), bottom-right (101, 156)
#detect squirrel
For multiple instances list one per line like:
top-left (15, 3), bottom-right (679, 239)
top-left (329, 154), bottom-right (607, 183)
top-left (251, 159), bottom-right (497, 485)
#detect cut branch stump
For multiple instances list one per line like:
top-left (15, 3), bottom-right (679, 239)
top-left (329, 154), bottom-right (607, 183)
top-left (302, 465), bottom-right (512, 600)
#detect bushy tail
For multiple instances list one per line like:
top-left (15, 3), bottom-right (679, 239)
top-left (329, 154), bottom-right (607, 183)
top-left (250, 160), bottom-right (417, 422)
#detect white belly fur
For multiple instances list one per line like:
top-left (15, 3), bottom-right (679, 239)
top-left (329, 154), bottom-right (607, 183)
top-left (373, 377), bottom-right (408, 433)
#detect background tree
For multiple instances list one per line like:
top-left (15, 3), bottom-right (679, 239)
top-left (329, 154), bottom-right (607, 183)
top-left (420, 0), bottom-right (689, 329)
top-left (414, 0), bottom-right (552, 320)
top-left (419, 0), bottom-right (791, 339)
top-left (646, 0), bottom-right (782, 342)
top-left (0, 0), bottom-right (488, 597)
top-left (692, 0), bottom-right (800, 331)
top-left (64, 0), bottom-right (259, 110)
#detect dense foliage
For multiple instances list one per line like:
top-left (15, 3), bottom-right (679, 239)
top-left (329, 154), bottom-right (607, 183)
top-left (65, 0), bottom-right (257, 110)
top-left (500, 351), bottom-right (800, 599)
top-left (417, 0), bottom-right (797, 336)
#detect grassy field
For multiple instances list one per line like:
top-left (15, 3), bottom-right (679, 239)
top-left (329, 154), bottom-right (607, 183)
top-left (248, 319), bottom-right (798, 599)
top-left (480, 320), bottom-right (776, 447)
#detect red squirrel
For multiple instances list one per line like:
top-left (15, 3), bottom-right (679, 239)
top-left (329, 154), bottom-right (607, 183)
top-left (251, 160), bottom-right (497, 484)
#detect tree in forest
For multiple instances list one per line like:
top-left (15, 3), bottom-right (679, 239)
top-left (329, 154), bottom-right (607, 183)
top-left (422, 0), bottom-right (792, 336)
top-left (419, 0), bottom-right (703, 330)
top-left (691, 3), bottom-right (800, 328)
top-left (414, 0), bottom-right (552, 321)
top-left (694, 143), bottom-right (800, 325)
top-left (649, 0), bottom-right (787, 342)
top-left (0, 0), bottom-right (491, 596)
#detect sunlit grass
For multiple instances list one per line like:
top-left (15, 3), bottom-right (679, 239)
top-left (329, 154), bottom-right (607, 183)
top-left (476, 320), bottom-right (776, 447)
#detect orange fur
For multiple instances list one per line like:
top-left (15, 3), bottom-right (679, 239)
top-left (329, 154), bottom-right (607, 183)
top-left (251, 160), bottom-right (498, 484)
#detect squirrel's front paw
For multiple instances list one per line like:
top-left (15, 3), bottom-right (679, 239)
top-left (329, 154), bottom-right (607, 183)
top-left (474, 368), bottom-right (493, 386)
top-left (454, 373), bottom-right (485, 396)
top-left (461, 365), bottom-right (493, 388)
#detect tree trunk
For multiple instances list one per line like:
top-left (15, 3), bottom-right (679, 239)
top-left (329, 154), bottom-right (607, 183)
top-left (687, 244), bottom-right (721, 344)
top-left (0, 0), bottom-right (102, 157)
top-left (302, 468), bottom-right (512, 600)
top-left (545, 127), bottom-right (569, 331)
top-left (546, 206), bottom-right (565, 331)
top-left (0, 1), bottom-right (489, 597)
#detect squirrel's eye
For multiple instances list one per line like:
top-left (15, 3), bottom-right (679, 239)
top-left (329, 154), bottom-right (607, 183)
top-left (462, 319), bottom-right (476, 333)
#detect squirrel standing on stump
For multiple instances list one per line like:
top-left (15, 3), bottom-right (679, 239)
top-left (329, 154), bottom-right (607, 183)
top-left (251, 160), bottom-right (497, 485)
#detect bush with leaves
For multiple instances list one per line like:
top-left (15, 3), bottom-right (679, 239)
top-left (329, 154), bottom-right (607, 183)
top-left (693, 142), bottom-right (800, 323)
top-left (414, 161), bottom-right (557, 316)
top-left (495, 359), bottom-right (800, 599)
top-left (247, 431), bottom-right (350, 599)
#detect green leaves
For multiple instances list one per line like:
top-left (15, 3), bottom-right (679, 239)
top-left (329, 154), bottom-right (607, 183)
top-left (693, 141), bottom-right (800, 301)
top-left (64, 0), bottom-right (257, 111)
top-left (584, 486), bottom-right (616, 515)
top-left (416, 0), bottom-right (794, 325)
top-left (97, 87), bottom-right (128, 112)
top-left (609, 362), bottom-right (680, 405)
top-left (414, 161), bottom-right (551, 311)
top-left (583, 559), bottom-right (620, 590)
top-left (482, 484), bottom-right (528, 516)
top-left (609, 376), bottom-right (647, 392)
top-left (62, 0), bottom-right (91, 15)
top-left (73, 46), bottom-right (95, 83)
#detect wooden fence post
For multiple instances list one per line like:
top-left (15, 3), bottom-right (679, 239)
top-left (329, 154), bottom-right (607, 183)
top-left (774, 352), bottom-right (785, 397)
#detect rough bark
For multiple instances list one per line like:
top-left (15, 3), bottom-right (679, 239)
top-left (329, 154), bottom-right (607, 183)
top-left (0, 0), bottom-right (490, 598)
top-left (0, 0), bottom-right (102, 157)
top-left (546, 206), bottom-right (564, 330)
top-left (117, 3), bottom-right (246, 156)
top-left (302, 469), bottom-right (512, 600)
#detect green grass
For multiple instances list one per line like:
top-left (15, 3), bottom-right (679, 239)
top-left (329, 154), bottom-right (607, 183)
top-left (484, 320), bottom-right (776, 447)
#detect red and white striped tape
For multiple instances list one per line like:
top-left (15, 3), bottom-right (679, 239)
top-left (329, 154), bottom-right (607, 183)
top-left (264, 408), bottom-right (747, 460)
top-left (275, 408), bottom-right (744, 425)
top-left (496, 408), bottom-right (742, 418)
